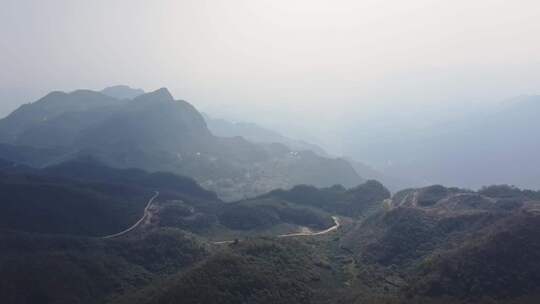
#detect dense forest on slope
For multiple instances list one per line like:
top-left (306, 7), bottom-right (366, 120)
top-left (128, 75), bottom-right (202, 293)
top-left (112, 238), bottom-right (339, 304)
top-left (258, 180), bottom-right (390, 217)
top-left (0, 229), bottom-right (209, 304)
top-left (2, 172), bottom-right (540, 304)
top-left (0, 156), bottom-right (359, 240)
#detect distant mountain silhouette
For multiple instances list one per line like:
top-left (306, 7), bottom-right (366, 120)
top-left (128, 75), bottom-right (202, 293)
top-left (204, 113), bottom-right (330, 156)
top-left (0, 90), bottom-right (126, 144)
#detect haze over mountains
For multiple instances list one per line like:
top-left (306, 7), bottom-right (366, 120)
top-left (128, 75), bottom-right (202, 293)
top-left (3, 1), bottom-right (540, 303)
top-left (202, 91), bottom-right (540, 191)
top-left (341, 95), bottom-right (540, 190)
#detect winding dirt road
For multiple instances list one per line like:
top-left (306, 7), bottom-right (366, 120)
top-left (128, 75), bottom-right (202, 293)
top-left (101, 191), bottom-right (160, 239)
top-left (212, 215), bottom-right (340, 245)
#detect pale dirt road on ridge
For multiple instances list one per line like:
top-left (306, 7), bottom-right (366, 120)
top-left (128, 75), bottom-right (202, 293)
top-left (101, 191), bottom-right (160, 239)
top-left (212, 215), bottom-right (341, 245)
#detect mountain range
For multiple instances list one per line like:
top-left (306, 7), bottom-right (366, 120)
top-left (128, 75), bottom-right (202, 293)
top-left (1, 85), bottom-right (539, 304)
top-left (0, 87), bottom-right (362, 201)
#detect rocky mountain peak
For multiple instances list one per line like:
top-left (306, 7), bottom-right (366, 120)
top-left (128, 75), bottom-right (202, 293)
top-left (133, 87), bottom-right (174, 103)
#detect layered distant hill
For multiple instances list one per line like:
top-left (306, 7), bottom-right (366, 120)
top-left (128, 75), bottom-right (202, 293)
top-left (0, 86), bottom-right (362, 200)
top-left (0, 157), bottom-right (217, 236)
top-left (204, 113), bottom-right (330, 156)
top-left (343, 95), bottom-right (540, 190)
top-left (203, 113), bottom-right (413, 192)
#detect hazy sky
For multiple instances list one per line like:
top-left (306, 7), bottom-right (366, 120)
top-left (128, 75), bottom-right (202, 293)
top-left (2, 0), bottom-right (540, 150)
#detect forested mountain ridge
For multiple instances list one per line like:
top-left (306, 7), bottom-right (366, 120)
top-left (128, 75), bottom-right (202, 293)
top-left (203, 114), bottom-right (414, 192)
top-left (2, 157), bottom-right (540, 303)
top-left (339, 184), bottom-right (540, 303)
top-left (204, 113), bottom-right (330, 157)
top-left (0, 157), bottom-right (383, 304)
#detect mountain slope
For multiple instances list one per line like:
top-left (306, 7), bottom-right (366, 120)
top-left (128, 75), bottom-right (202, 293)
top-left (0, 229), bottom-right (209, 304)
top-left (0, 90), bottom-right (126, 144)
top-left (340, 184), bottom-right (540, 303)
top-left (112, 238), bottom-right (338, 304)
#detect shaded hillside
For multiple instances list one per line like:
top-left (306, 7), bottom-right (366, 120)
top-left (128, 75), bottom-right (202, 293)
top-left (149, 183), bottom-right (351, 237)
top-left (0, 90), bottom-right (127, 145)
top-left (218, 198), bottom-right (334, 231)
top-left (0, 143), bottom-right (66, 167)
top-left (3, 173), bottom-right (540, 304)
top-left (407, 209), bottom-right (540, 301)
top-left (204, 114), bottom-right (329, 156)
top-left (0, 157), bottom-right (218, 237)
top-left (45, 157), bottom-right (218, 201)
top-left (0, 229), bottom-right (209, 304)
top-left (0, 156), bottom-right (354, 240)
top-left (113, 238), bottom-right (338, 304)
top-left (258, 180), bottom-right (390, 217)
